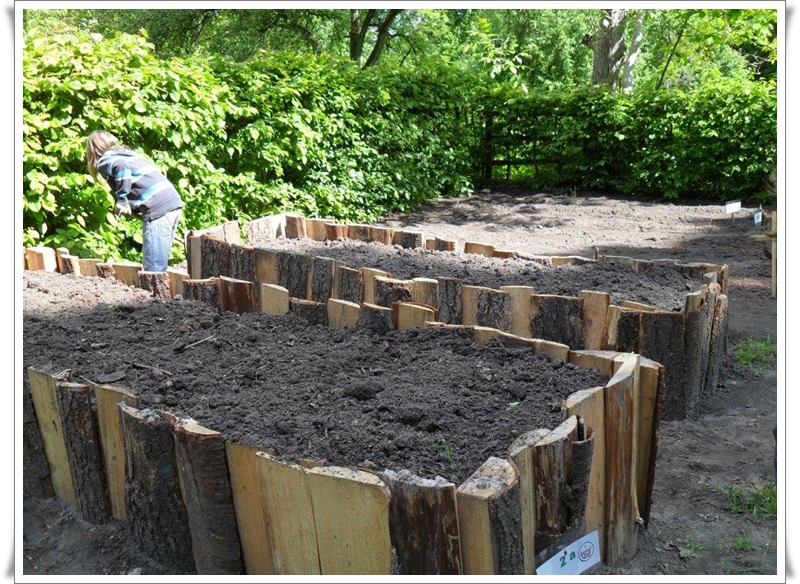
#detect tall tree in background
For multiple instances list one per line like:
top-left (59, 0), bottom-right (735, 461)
top-left (349, 9), bottom-right (403, 67)
top-left (583, 8), bottom-right (628, 90)
top-left (621, 10), bottom-right (645, 93)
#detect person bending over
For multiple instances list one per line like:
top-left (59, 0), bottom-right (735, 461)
top-left (85, 130), bottom-right (183, 272)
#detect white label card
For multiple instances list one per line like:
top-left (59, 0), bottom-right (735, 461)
top-left (754, 211), bottom-right (763, 224)
top-left (536, 530), bottom-right (601, 575)
top-left (726, 200), bottom-right (742, 214)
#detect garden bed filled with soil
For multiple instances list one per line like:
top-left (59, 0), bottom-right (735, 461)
top-left (244, 236), bottom-right (702, 312)
top-left (23, 270), bottom-right (608, 484)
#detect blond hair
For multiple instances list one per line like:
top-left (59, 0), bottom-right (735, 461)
top-left (85, 130), bottom-right (125, 179)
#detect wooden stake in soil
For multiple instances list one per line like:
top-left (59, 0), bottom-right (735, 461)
top-left (173, 418), bottom-right (244, 575)
top-left (327, 298), bottom-right (361, 329)
top-left (225, 442), bottom-right (275, 575)
top-left (307, 465), bottom-right (393, 575)
top-left (568, 350), bottom-right (618, 377)
top-left (218, 275), bottom-right (257, 314)
top-left (229, 243), bottom-right (257, 289)
top-left (411, 278), bottom-right (439, 309)
top-left (78, 258), bottom-right (102, 277)
top-left (60, 254), bottom-right (81, 275)
top-left (167, 267), bottom-right (189, 298)
top-left (347, 224), bottom-right (371, 241)
top-left (437, 277), bottom-right (463, 325)
top-left (604, 305), bottom-right (640, 353)
top-left (373, 276), bottom-right (414, 308)
top-left (433, 237), bottom-right (457, 252)
top-left (361, 268), bottom-right (391, 305)
top-left (563, 387), bottom-right (607, 560)
top-left (307, 218), bottom-right (334, 241)
top-left (325, 223), bottom-right (349, 241)
top-left (579, 290), bottom-right (611, 350)
top-left (392, 230), bottom-right (425, 249)
top-left (461, 285), bottom-right (512, 333)
top-left (260, 284), bottom-right (290, 316)
top-left (395, 302), bottom-right (437, 331)
top-left (55, 247), bottom-right (70, 273)
top-left (335, 265), bottom-right (363, 304)
top-left (255, 452), bottom-right (321, 574)
top-left (683, 287), bottom-right (713, 414)
top-left (96, 263), bottom-right (115, 279)
top-left (289, 298), bottom-right (329, 326)
top-left (456, 457), bottom-right (523, 575)
top-left (183, 278), bottom-right (221, 311)
top-left (93, 383), bottom-right (139, 521)
top-left (500, 285), bottom-right (535, 338)
top-left (119, 405), bottom-right (195, 572)
top-left (138, 271), bottom-right (171, 299)
top-left (368, 226), bottom-right (395, 245)
top-left (25, 247), bottom-right (57, 271)
top-left (635, 358), bottom-right (663, 526)
top-left (508, 428), bottom-right (553, 574)
top-left (704, 293), bottom-right (728, 398)
top-left (463, 242), bottom-right (495, 257)
top-left (277, 251), bottom-right (312, 300)
top-left (56, 382), bottom-right (110, 524)
top-left (27, 367), bottom-right (76, 503)
top-left (254, 248), bottom-right (279, 286)
top-left (380, 469), bottom-right (463, 575)
top-left (639, 310), bottom-right (685, 420)
top-left (200, 235), bottom-right (233, 280)
top-left (357, 303), bottom-right (394, 334)
top-left (603, 354), bottom-right (638, 566)
top-left (241, 214), bottom-right (286, 244)
top-left (308, 256), bottom-right (336, 303)
top-left (530, 294), bottom-right (585, 349)
top-left (284, 213), bottom-right (308, 239)
top-left (111, 262), bottom-right (142, 287)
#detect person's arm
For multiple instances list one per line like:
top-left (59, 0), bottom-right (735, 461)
top-left (106, 158), bottom-right (133, 216)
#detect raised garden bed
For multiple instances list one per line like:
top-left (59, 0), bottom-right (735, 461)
top-left (180, 213), bottom-right (728, 420)
top-left (23, 267), bottom-right (662, 574)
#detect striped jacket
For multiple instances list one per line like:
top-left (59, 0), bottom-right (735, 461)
top-left (97, 148), bottom-right (183, 221)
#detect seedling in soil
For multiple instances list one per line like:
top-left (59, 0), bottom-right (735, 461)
top-left (732, 336), bottom-right (777, 370)
top-left (719, 482), bottom-right (777, 522)
top-left (437, 442), bottom-right (460, 473)
top-left (731, 532), bottom-right (757, 552)
top-left (679, 536), bottom-right (703, 558)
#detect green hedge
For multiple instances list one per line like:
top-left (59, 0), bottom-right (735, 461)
top-left (22, 28), bottom-right (777, 263)
top-left (482, 80), bottom-right (777, 199)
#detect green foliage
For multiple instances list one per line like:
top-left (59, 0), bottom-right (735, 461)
top-left (479, 78), bottom-right (776, 199)
top-left (23, 28), bottom-right (476, 261)
top-left (732, 336), bottom-right (777, 370)
top-left (720, 483), bottom-right (777, 522)
top-left (731, 532), bottom-right (758, 552)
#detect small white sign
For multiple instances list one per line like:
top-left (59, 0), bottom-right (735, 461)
top-left (536, 530), bottom-right (601, 576)
top-left (754, 211), bottom-right (763, 224)
top-left (726, 200), bottom-right (742, 214)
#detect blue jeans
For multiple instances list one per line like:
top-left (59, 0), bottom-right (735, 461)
top-left (142, 209), bottom-right (182, 272)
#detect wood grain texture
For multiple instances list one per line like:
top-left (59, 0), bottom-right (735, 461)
top-left (27, 367), bottom-right (76, 503)
top-left (93, 384), bottom-right (139, 521)
top-left (307, 465), bottom-right (392, 575)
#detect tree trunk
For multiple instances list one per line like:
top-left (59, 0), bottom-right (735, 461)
top-left (621, 9), bottom-right (644, 93)
top-left (587, 9), bottom-right (628, 90)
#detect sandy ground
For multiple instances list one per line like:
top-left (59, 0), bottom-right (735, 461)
top-left (19, 189), bottom-right (781, 579)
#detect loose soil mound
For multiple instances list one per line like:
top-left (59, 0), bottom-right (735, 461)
top-left (23, 270), bottom-right (608, 483)
top-left (248, 237), bottom-right (702, 311)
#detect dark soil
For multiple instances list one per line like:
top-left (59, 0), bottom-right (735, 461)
top-left (22, 270), bottom-right (607, 485)
top-left (248, 237), bottom-right (703, 311)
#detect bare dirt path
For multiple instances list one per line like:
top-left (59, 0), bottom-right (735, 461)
top-left (21, 189), bottom-right (780, 578)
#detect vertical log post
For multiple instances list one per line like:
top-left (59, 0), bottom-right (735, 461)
top-left (380, 469), bottom-right (463, 575)
top-left (508, 428), bottom-right (553, 574)
top-left (138, 271), bottom-right (171, 299)
top-left (289, 298), bottom-right (329, 326)
top-left (580, 290), bottom-right (611, 350)
top-left (284, 213), bottom-right (308, 239)
top-left (56, 381), bottom-right (110, 524)
top-left (308, 256), bottom-right (336, 303)
top-left (456, 457), bottom-right (523, 575)
top-left (500, 285), bottom-right (535, 338)
top-left (119, 405), bottom-right (195, 572)
top-left (640, 310), bottom-right (686, 420)
top-left (369, 226), bottom-right (395, 245)
top-left (461, 285), bottom-right (512, 332)
top-left (357, 303), bottom-right (394, 334)
top-left (55, 247), bottom-right (70, 273)
top-left (335, 265), bottom-right (363, 304)
top-left (27, 368), bottom-right (76, 503)
top-left (260, 284), bottom-right (290, 316)
top-left (226, 442), bottom-right (274, 574)
top-left (683, 286), bottom-right (713, 414)
top-left (463, 242), bottom-right (495, 257)
top-left (218, 276), bottom-right (256, 314)
top-left (307, 218), bottom-right (334, 241)
top-left (603, 354), bottom-right (638, 566)
top-left (93, 383), bottom-right (139, 521)
top-left (173, 418), bottom-right (244, 575)
top-left (531, 294), bottom-right (585, 349)
top-left (395, 302), bottom-right (437, 331)
top-left (25, 247), bottom-right (57, 271)
top-left (183, 278), bottom-right (221, 311)
top-left (373, 276), bottom-right (414, 308)
top-left (327, 298), bottom-right (361, 329)
top-left (307, 465), bottom-right (393, 575)
top-left (438, 277), bottom-right (463, 325)
top-left (255, 452), bottom-right (322, 574)
top-left (361, 268), bottom-right (391, 305)
top-left (635, 358), bottom-right (663, 526)
top-left (411, 278), bottom-right (439, 309)
top-left (392, 230), bottom-right (425, 249)
top-left (111, 262), bottom-right (142, 287)
top-left (277, 251), bottom-right (312, 300)
top-left (563, 387), bottom-right (607, 560)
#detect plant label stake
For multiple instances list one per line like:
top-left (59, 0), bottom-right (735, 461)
top-left (536, 530), bottom-right (601, 575)
top-left (725, 200), bottom-right (741, 223)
